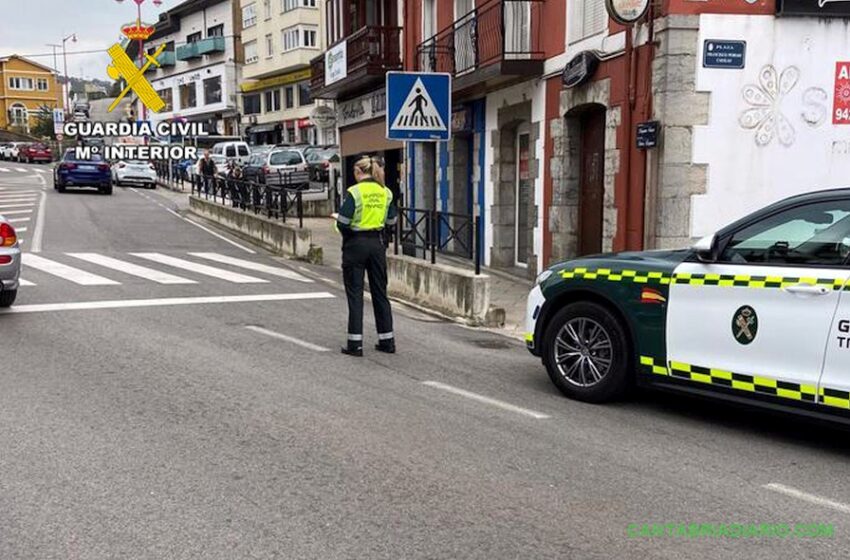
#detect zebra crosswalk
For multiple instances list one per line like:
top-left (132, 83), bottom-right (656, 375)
top-left (18, 252), bottom-right (313, 288)
top-left (0, 166), bottom-right (49, 173)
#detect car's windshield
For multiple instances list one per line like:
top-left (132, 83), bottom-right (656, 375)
top-left (269, 151), bottom-right (302, 166)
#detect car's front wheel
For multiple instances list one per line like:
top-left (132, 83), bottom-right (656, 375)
top-left (0, 289), bottom-right (17, 308)
top-left (542, 301), bottom-right (631, 403)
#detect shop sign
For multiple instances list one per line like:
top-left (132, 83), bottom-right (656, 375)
top-left (778, 0), bottom-right (850, 17)
top-left (562, 51), bottom-right (600, 89)
top-left (636, 121), bottom-right (659, 149)
top-left (605, 0), bottom-right (650, 25)
top-left (338, 88), bottom-right (386, 128)
top-left (240, 68), bottom-right (312, 93)
top-left (834, 62), bottom-right (850, 125)
top-left (703, 40), bottom-right (746, 69)
top-left (325, 41), bottom-right (347, 86)
top-left (310, 105), bottom-right (337, 129)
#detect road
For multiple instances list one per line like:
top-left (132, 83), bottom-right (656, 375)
top-left (1, 162), bottom-right (849, 559)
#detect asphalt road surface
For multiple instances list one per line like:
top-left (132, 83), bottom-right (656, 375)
top-left (2, 162), bottom-right (849, 559)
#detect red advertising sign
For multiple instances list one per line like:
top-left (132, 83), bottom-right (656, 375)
top-left (833, 62), bottom-right (850, 125)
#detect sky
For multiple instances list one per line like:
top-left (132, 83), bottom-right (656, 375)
top-left (0, 0), bottom-right (178, 81)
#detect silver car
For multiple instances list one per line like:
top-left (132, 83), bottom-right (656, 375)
top-left (0, 215), bottom-right (21, 307)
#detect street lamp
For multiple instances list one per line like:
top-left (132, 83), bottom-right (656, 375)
top-left (47, 34), bottom-right (77, 114)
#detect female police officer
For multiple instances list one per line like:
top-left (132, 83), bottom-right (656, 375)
top-left (335, 155), bottom-right (398, 357)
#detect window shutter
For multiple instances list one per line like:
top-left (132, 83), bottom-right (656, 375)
top-left (586, 0), bottom-right (607, 38)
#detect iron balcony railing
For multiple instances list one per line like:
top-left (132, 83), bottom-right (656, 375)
top-left (310, 25), bottom-right (402, 96)
top-left (416, 0), bottom-right (543, 77)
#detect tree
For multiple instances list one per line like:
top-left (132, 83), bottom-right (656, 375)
top-left (109, 79), bottom-right (125, 98)
top-left (30, 105), bottom-right (55, 139)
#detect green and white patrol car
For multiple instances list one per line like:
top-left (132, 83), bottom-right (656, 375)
top-left (526, 188), bottom-right (850, 420)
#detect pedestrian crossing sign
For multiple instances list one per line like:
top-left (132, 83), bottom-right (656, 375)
top-left (386, 72), bottom-right (451, 141)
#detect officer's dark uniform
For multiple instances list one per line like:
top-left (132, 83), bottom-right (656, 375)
top-left (336, 176), bottom-right (398, 356)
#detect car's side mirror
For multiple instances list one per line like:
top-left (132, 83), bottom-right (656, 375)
top-left (692, 234), bottom-right (720, 263)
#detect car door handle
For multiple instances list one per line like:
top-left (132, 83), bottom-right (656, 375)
top-left (784, 284), bottom-right (831, 296)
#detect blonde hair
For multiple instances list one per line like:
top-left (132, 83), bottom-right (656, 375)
top-left (354, 155), bottom-right (385, 186)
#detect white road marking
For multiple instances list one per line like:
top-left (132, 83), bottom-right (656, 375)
top-left (245, 325), bottom-right (330, 352)
top-left (30, 183), bottom-right (46, 253)
top-left (8, 217), bottom-right (30, 223)
top-left (0, 203), bottom-right (35, 209)
top-left (0, 168), bottom-right (9, 173)
top-left (190, 253), bottom-right (312, 283)
top-left (130, 253), bottom-right (268, 283)
top-left (0, 196), bottom-right (38, 201)
top-left (22, 254), bottom-right (120, 286)
top-left (18, 279), bottom-right (35, 286)
top-left (0, 292), bottom-right (335, 315)
top-left (181, 214), bottom-right (256, 254)
top-left (0, 209), bottom-right (33, 215)
top-left (15, 227), bottom-right (27, 232)
top-left (14, 168), bottom-right (27, 173)
top-left (764, 483), bottom-right (850, 515)
top-left (421, 381), bottom-right (551, 419)
top-left (66, 253), bottom-right (197, 285)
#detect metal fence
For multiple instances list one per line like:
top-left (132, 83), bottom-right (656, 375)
top-left (189, 173), bottom-right (305, 228)
top-left (394, 207), bottom-right (482, 275)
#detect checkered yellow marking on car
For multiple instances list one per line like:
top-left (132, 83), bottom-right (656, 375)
top-left (639, 356), bottom-right (819, 403)
top-left (819, 387), bottom-right (850, 409)
top-left (560, 268), bottom-right (672, 285)
top-left (672, 273), bottom-right (847, 291)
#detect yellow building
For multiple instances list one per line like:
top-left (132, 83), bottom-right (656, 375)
top-left (0, 55), bottom-right (64, 133)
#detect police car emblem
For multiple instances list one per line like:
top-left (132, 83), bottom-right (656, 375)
top-left (732, 306), bottom-right (758, 345)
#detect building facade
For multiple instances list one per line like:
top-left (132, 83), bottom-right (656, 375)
top-left (133, 0), bottom-right (243, 137)
top-left (239, 0), bottom-right (326, 145)
top-left (310, 0), bottom-right (404, 193)
top-left (0, 56), bottom-right (63, 133)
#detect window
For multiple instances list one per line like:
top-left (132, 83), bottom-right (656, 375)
top-left (298, 81), bottom-right (312, 106)
top-left (244, 93), bottom-right (261, 114)
top-left (269, 150), bottom-right (303, 166)
top-left (9, 104), bottom-right (27, 127)
top-left (282, 0), bottom-right (315, 12)
top-left (157, 88), bottom-right (173, 112)
top-left (207, 24), bottom-right (224, 38)
top-left (244, 40), bottom-right (258, 64)
top-left (284, 86), bottom-right (294, 109)
top-left (8, 77), bottom-right (34, 90)
top-left (281, 25), bottom-right (318, 51)
top-left (264, 0), bottom-right (271, 19)
top-left (187, 31), bottom-right (202, 43)
top-left (225, 145), bottom-right (236, 157)
top-left (719, 200), bottom-right (850, 266)
top-left (242, 3), bottom-right (257, 28)
top-left (203, 76), bottom-right (222, 105)
top-left (179, 82), bottom-right (197, 109)
top-left (37, 78), bottom-right (49, 91)
top-left (264, 89), bottom-right (281, 112)
top-left (265, 33), bottom-right (274, 57)
top-left (569, 0), bottom-right (607, 43)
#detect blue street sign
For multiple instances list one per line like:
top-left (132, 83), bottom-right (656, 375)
top-left (703, 40), bottom-right (746, 69)
top-left (386, 72), bottom-right (451, 141)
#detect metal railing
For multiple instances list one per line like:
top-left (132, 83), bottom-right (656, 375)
top-left (190, 173), bottom-right (305, 228)
top-left (394, 207), bottom-right (482, 275)
top-left (310, 25), bottom-right (402, 95)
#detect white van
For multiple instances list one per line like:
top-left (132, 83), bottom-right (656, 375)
top-left (210, 141), bottom-right (250, 167)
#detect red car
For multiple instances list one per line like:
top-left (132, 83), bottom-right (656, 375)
top-left (18, 143), bottom-right (53, 163)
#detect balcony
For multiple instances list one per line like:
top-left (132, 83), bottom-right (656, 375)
top-left (176, 37), bottom-right (225, 61)
top-left (158, 50), bottom-right (176, 67)
top-left (415, 0), bottom-right (543, 95)
top-left (310, 25), bottom-right (402, 100)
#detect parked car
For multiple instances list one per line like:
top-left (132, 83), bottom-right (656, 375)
top-left (54, 148), bottom-right (112, 194)
top-left (210, 141), bottom-right (251, 168)
top-left (305, 146), bottom-right (338, 182)
top-left (0, 214), bottom-right (21, 308)
top-left (242, 147), bottom-right (310, 188)
top-left (1, 142), bottom-right (27, 161)
top-left (18, 143), bottom-right (52, 164)
top-left (112, 159), bottom-right (157, 189)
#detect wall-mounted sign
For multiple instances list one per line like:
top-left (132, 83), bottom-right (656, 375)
top-left (703, 40), bottom-right (746, 69)
top-left (605, 0), bottom-right (650, 25)
top-left (451, 107), bottom-right (472, 133)
top-left (338, 88), bottom-right (386, 128)
top-left (310, 104), bottom-right (336, 129)
top-left (240, 68), bottom-right (312, 93)
top-left (325, 41), bottom-right (347, 86)
top-left (562, 51), bottom-right (600, 89)
top-left (636, 121), bottom-right (659, 149)
top-left (834, 62), bottom-right (850, 125)
top-left (778, 0), bottom-right (850, 17)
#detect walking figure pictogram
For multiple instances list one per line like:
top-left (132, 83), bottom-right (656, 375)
top-left (408, 88), bottom-right (428, 125)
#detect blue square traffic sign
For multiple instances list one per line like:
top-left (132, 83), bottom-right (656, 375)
top-left (386, 72), bottom-right (451, 142)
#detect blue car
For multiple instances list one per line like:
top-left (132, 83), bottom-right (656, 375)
top-left (53, 148), bottom-right (112, 195)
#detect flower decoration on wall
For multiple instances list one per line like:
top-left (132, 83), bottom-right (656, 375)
top-left (739, 65), bottom-right (800, 147)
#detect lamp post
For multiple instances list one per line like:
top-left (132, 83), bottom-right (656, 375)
top-left (48, 34), bottom-right (76, 114)
top-left (115, 0), bottom-right (163, 122)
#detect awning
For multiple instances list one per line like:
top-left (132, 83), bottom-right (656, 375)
top-left (248, 123), bottom-right (278, 134)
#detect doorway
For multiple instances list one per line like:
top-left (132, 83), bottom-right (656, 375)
top-left (578, 107), bottom-right (605, 255)
top-left (515, 123), bottom-right (532, 267)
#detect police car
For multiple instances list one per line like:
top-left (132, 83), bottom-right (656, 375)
top-left (526, 188), bottom-right (850, 421)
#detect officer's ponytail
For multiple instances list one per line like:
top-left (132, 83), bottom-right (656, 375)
top-left (355, 155), bottom-right (386, 186)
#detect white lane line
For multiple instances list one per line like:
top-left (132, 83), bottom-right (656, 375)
top-left (30, 182), bottom-right (46, 253)
top-left (18, 279), bottom-right (36, 286)
top-left (245, 325), bottom-right (330, 352)
top-left (8, 217), bottom-right (30, 223)
top-left (764, 483), bottom-right (850, 515)
top-left (66, 253), bottom-right (197, 285)
top-left (22, 254), bottom-right (120, 286)
top-left (0, 292), bottom-right (335, 315)
top-left (189, 253), bottom-right (313, 283)
top-left (0, 209), bottom-right (33, 215)
top-left (421, 381), bottom-right (551, 419)
top-left (130, 253), bottom-right (268, 283)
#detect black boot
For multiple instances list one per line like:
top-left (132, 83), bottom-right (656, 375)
top-left (375, 340), bottom-right (396, 354)
top-left (341, 341), bottom-right (363, 357)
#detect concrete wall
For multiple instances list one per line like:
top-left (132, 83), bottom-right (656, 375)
top-left (189, 195), bottom-right (315, 259)
top-left (386, 254), bottom-right (491, 324)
